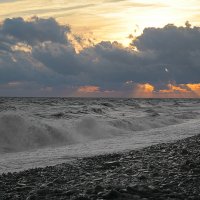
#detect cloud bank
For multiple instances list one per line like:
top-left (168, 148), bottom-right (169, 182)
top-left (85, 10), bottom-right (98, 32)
top-left (0, 17), bottom-right (200, 97)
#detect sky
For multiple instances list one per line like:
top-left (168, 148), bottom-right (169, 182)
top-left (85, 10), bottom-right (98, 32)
top-left (0, 0), bottom-right (200, 97)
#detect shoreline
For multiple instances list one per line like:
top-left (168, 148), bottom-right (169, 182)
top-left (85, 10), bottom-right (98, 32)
top-left (1, 134), bottom-right (200, 200)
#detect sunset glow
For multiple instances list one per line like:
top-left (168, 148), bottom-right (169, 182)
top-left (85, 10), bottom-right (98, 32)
top-left (132, 83), bottom-right (200, 98)
top-left (133, 83), bottom-right (154, 98)
top-left (1, 1), bottom-right (200, 195)
top-left (0, 1), bottom-right (199, 97)
top-left (77, 86), bottom-right (100, 93)
top-left (69, 83), bottom-right (200, 98)
top-left (0, 0), bottom-right (200, 45)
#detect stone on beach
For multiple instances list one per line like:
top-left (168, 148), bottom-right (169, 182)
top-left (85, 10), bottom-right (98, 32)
top-left (1, 134), bottom-right (200, 200)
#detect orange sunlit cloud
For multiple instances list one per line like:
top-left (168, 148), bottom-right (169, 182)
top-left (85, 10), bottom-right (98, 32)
top-left (74, 85), bottom-right (124, 97)
top-left (133, 83), bottom-right (154, 98)
top-left (160, 84), bottom-right (188, 93)
top-left (77, 86), bottom-right (100, 93)
top-left (75, 83), bottom-right (200, 98)
top-left (186, 83), bottom-right (200, 94)
top-left (132, 83), bottom-right (200, 98)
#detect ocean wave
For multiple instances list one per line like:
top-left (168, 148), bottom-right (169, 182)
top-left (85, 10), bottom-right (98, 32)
top-left (0, 98), bottom-right (200, 154)
top-left (0, 113), bottom-right (118, 153)
top-left (0, 113), bottom-right (72, 153)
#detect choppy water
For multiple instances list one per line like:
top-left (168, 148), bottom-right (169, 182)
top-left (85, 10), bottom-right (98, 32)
top-left (0, 98), bottom-right (200, 173)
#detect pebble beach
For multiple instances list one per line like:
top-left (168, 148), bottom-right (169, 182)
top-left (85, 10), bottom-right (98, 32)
top-left (1, 133), bottom-right (200, 200)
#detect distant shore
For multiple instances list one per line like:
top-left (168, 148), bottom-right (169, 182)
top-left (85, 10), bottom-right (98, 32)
top-left (1, 134), bottom-right (200, 200)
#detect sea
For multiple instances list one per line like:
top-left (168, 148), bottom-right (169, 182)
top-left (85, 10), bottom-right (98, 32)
top-left (0, 97), bottom-right (200, 174)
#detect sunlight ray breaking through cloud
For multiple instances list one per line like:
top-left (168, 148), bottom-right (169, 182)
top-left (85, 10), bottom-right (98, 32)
top-left (0, 1), bottom-right (200, 97)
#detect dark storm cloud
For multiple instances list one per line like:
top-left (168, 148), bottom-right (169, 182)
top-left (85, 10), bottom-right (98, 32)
top-left (133, 23), bottom-right (200, 51)
top-left (132, 24), bottom-right (200, 84)
top-left (32, 43), bottom-right (81, 75)
top-left (1, 17), bottom-right (70, 45)
top-left (0, 17), bottom-right (72, 90)
top-left (0, 50), bottom-right (66, 86)
top-left (0, 17), bottom-right (200, 96)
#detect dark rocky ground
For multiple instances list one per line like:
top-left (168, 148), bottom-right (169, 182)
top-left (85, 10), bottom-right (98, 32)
top-left (1, 134), bottom-right (200, 200)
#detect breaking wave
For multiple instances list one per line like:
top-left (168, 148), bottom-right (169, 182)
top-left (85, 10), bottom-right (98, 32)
top-left (0, 113), bottom-right (70, 153)
top-left (0, 113), bottom-right (119, 153)
top-left (0, 112), bottom-right (182, 153)
top-left (0, 98), bottom-right (200, 154)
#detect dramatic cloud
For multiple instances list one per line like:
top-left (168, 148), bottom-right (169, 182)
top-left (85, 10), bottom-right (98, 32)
top-left (1, 0), bottom-right (200, 46)
top-left (0, 17), bottom-right (200, 97)
top-left (132, 83), bottom-right (200, 98)
top-left (32, 43), bottom-right (80, 75)
top-left (131, 23), bottom-right (200, 84)
top-left (1, 17), bottom-right (70, 45)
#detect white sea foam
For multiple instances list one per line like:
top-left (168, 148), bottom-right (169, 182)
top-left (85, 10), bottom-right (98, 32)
top-left (0, 111), bottom-right (187, 153)
top-left (0, 98), bottom-right (200, 173)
